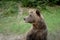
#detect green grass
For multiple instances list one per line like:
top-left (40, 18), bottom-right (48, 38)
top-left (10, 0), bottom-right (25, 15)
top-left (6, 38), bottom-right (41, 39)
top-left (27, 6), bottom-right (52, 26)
top-left (0, 2), bottom-right (60, 35)
top-left (42, 6), bottom-right (60, 33)
top-left (0, 1), bottom-right (18, 17)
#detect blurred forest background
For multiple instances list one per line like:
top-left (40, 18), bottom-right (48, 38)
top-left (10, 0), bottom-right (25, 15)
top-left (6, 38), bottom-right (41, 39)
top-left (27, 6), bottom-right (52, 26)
top-left (0, 0), bottom-right (60, 40)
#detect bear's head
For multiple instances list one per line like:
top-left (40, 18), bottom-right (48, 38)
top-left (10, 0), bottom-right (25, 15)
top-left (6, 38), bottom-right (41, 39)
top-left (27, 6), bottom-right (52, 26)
top-left (24, 9), bottom-right (43, 24)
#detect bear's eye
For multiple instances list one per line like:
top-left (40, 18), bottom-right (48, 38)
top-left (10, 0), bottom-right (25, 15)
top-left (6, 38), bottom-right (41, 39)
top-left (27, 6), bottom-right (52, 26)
top-left (30, 15), bottom-right (32, 17)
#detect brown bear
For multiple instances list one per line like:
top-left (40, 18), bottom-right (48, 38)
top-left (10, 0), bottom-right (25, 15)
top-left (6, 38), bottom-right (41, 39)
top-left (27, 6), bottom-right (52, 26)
top-left (24, 9), bottom-right (47, 40)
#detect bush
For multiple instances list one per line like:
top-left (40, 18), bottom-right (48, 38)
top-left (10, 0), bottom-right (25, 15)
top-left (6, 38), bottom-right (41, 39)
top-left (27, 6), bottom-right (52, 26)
top-left (20, 0), bottom-right (60, 7)
top-left (0, 0), bottom-right (60, 8)
top-left (20, 0), bottom-right (45, 7)
top-left (0, 1), bottom-right (18, 17)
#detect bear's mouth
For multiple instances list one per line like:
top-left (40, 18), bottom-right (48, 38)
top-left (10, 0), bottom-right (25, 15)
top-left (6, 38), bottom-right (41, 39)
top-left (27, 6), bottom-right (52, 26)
top-left (24, 19), bottom-right (27, 23)
top-left (24, 20), bottom-right (32, 23)
top-left (24, 19), bottom-right (29, 23)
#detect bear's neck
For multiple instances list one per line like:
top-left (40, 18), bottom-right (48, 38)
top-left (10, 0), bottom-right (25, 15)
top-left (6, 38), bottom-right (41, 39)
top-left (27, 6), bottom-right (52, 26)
top-left (33, 20), bottom-right (46, 30)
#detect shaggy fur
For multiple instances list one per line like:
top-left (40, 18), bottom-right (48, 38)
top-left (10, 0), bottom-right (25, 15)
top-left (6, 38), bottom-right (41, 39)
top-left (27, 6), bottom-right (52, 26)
top-left (24, 9), bottom-right (47, 40)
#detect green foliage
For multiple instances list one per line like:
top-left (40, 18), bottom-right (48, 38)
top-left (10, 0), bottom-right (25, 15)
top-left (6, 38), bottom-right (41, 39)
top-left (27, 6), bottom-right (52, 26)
top-left (20, 0), bottom-right (60, 8)
top-left (0, 0), bottom-right (60, 8)
top-left (48, 0), bottom-right (59, 4)
top-left (0, 1), bottom-right (18, 17)
top-left (1, 0), bottom-right (19, 1)
top-left (0, 6), bottom-right (60, 34)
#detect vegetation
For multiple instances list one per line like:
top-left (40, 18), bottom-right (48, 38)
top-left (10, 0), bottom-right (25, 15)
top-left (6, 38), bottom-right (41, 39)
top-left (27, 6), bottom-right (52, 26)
top-left (0, 1), bottom-right (18, 17)
top-left (0, 3), bottom-right (60, 35)
top-left (1, 0), bottom-right (60, 7)
top-left (0, 0), bottom-right (60, 37)
top-left (20, 0), bottom-right (60, 7)
top-left (0, 0), bottom-right (60, 40)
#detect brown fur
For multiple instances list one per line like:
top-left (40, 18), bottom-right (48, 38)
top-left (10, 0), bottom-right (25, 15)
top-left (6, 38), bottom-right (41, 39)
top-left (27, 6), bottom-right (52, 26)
top-left (24, 9), bottom-right (47, 40)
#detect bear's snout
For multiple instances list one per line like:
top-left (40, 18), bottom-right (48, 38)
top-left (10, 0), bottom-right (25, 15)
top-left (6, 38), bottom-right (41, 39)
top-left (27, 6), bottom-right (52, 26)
top-left (24, 18), bottom-right (25, 20)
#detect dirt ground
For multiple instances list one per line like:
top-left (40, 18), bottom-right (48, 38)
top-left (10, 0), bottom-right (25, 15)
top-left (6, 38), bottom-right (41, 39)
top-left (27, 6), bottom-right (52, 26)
top-left (0, 33), bottom-right (25, 40)
top-left (0, 31), bottom-right (60, 40)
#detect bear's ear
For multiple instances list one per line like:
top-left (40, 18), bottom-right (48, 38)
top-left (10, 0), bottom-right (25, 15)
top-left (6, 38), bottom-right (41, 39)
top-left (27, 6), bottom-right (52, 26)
top-left (36, 10), bottom-right (40, 16)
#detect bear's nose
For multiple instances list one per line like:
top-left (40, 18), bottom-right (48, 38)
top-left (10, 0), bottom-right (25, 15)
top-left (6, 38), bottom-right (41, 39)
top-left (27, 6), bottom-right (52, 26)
top-left (24, 18), bottom-right (25, 20)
